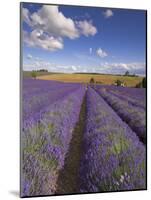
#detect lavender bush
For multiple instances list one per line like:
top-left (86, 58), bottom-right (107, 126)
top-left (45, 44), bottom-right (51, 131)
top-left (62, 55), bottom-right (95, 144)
top-left (79, 87), bottom-right (146, 192)
top-left (23, 79), bottom-right (81, 122)
top-left (21, 81), bottom-right (85, 197)
top-left (108, 90), bottom-right (145, 109)
top-left (95, 87), bottom-right (146, 143)
top-left (21, 79), bottom-right (146, 196)
top-left (95, 85), bottom-right (146, 104)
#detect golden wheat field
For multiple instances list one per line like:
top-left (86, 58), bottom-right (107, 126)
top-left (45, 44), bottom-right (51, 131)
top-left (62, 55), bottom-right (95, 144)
top-left (36, 73), bottom-right (143, 87)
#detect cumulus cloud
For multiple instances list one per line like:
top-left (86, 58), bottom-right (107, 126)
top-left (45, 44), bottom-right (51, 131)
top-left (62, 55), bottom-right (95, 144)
top-left (76, 20), bottom-right (97, 36)
top-left (29, 5), bottom-right (79, 39)
top-left (106, 62), bottom-right (145, 70)
top-left (22, 5), bottom-right (97, 51)
top-left (96, 48), bottom-right (108, 58)
top-left (23, 59), bottom-right (145, 76)
top-left (103, 9), bottom-right (114, 18)
top-left (23, 30), bottom-right (63, 51)
top-left (23, 59), bottom-right (57, 71)
top-left (22, 8), bottom-right (31, 25)
top-left (99, 62), bottom-right (146, 75)
top-left (71, 65), bottom-right (77, 71)
top-left (27, 54), bottom-right (32, 59)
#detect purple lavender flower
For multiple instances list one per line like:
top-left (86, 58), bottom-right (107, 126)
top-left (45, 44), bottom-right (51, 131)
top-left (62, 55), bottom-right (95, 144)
top-left (21, 79), bottom-right (86, 196)
top-left (94, 86), bottom-right (146, 143)
top-left (79, 87), bottom-right (146, 192)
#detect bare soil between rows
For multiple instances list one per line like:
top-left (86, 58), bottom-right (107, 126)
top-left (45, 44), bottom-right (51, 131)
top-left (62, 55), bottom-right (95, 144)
top-left (55, 94), bottom-right (86, 194)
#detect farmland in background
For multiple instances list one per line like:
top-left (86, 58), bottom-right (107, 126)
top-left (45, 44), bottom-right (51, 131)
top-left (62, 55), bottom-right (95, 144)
top-left (35, 73), bottom-right (143, 87)
top-left (23, 71), bottom-right (144, 87)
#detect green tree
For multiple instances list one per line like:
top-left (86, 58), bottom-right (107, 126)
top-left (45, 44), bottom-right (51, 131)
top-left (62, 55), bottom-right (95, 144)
top-left (142, 77), bottom-right (146, 88)
top-left (90, 78), bottom-right (95, 84)
top-left (124, 71), bottom-right (130, 76)
top-left (115, 79), bottom-right (123, 86)
top-left (31, 71), bottom-right (37, 79)
top-left (135, 82), bottom-right (142, 88)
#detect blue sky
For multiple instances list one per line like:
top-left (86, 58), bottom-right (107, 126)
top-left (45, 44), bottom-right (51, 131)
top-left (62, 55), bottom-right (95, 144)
top-left (22, 3), bottom-right (146, 76)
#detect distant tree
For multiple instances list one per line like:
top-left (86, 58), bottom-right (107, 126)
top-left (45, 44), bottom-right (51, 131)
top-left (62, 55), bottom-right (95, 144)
top-left (31, 71), bottom-right (37, 79)
top-left (142, 77), bottom-right (146, 88)
top-left (135, 82), bottom-right (142, 88)
top-left (39, 69), bottom-right (48, 72)
top-left (90, 78), bottom-right (95, 84)
top-left (131, 73), bottom-right (136, 77)
top-left (124, 71), bottom-right (130, 76)
top-left (115, 79), bottom-right (123, 86)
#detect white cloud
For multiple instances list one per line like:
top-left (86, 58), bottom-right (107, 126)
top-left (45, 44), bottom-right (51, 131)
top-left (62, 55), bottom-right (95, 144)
top-left (22, 8), bottom-right (31, 25)
top-left (103, 9), bottom-right (114, 18)
top-left (27, 54), bottom-right (32, 59)
top-left (104, 63), bottom-right (129, 70)
top-left (89, 48), bottom-right (92, 54)
top-left (96, 48), bottom-right (108, 58)
top-left (99, 62), bottom-right (146, 75)
top-left (23, 60), bottom-right (145, 76)
top-left (105, 62), bottom-right (145, 70)
top-left (23, 30), bottom-right (63, 51)
top-left (23, 59), bottom-right (57, 71)
top-left (22, 5), bottom-right (97, 51)
top-left (29, 5), bottom-right (79, 39)
top-left (71, 65), bottom-right (77, 71)
top-left (76, 20), bottom-right (97, 36)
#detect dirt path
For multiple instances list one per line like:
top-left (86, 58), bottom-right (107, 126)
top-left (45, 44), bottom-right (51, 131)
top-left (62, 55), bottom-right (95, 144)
top-left (55, 94), bottom-right (86, 195)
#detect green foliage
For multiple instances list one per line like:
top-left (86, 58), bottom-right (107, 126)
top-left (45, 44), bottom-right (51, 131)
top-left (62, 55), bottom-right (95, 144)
top-left (115, 79), bottom-right (123, 86)
top-left (38, 69), bottom-right (48, 72)
top-left (124, 71), bottom-right (137, 77)
top-left (90, 77), bottom-right (95, 84)
top-left (135, 82), bottom-right (142, 88)
top-left (124, 71), bottom-right (130, 76)
top-left (142, 77), bottom-right (146, 88)
top-left (31, 71), bottom-right (37, 79)
top-left (135, 77), bottom-right (146, 88)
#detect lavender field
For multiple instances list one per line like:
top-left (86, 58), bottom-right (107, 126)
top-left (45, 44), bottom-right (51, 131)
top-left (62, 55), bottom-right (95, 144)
top-left (21, 78), bottom-right (146, 197)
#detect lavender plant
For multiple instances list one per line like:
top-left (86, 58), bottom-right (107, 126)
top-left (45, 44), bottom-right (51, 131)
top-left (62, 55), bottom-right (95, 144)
top-left (108, 90), bottom-right (145, 109)
top-left (23, 79), bottom-right (81, 122)
top-left (21, 83), bottom-right (85, 197)
top-left (79, 87), bottom-right (146, 192)
top-left (95, 87), bottom-right (146, 143)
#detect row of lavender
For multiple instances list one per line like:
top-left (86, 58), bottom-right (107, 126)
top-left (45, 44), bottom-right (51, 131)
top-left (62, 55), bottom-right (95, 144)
top-left (94, 85), bottom-right (146, 102)
top-left (21, 79), bottom-right (86, 197)
top-left (79, 87), bottom-right (146, 192)
top-left (111, 85), bottom-right (146, 102)
top-left (23, 78), bottom-right (81, 98)
top-left (93, 85), bottom-right (146, 144)
top-left (22, 79), bottom-right (146, 196)
top-left (108, 89), bottom-right (145, 109)
top-left (23, 79), bottom-right (82, 123)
